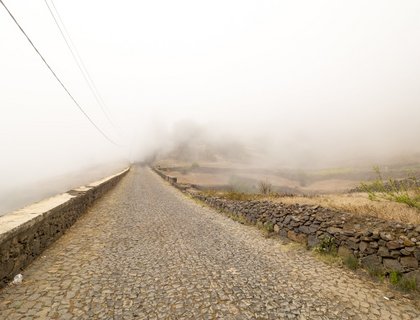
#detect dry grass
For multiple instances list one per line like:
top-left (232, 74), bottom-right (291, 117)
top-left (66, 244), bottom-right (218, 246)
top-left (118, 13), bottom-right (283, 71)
top-left (267, 193), bottom-right (420, 225)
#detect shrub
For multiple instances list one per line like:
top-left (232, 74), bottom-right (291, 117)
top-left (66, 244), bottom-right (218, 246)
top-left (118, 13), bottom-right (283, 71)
top-left (343, 255), bottom-right (359, 270)
top-left (314, 236), bottom-right (337, 255)
top-left (398, 277), bottom-right (417, 292)
top-left (367, 266), bottom-right (385, 279)
top-left (389, 271), bottom-right (401, 285)
top-left (360, 166), bottom-right (420, 210)
top-left (258, 180), bottom-right (273, 195)
top-left (264, 221), bottom-right (274, 232)
top-left (191, 162), bottom-right (200, 169)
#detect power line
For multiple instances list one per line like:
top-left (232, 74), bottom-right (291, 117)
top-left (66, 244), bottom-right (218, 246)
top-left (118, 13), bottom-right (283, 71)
top-left (44, 0), bottom-right (120, 131)
top-left (0, 0), bottom-right (120, 146)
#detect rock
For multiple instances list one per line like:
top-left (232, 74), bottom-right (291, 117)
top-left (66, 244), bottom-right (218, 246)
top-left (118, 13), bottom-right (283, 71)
top-left (287, 230), bottom-right (308, 245)
top-left (390, 250), bottom-right (401, 259)
top-left (363, 230), bottom-right (373, 237)
top-left (400, 256), bottom-right (418, 269)
top-left (298, 226), bottom-right (311, 234)
top-left (378, 247), bottom-right (390, 257)
top-left (369, 242), bottom-right (379, 249)
top-left (359, 241), bottom-right (369, 253)
top-left (338, 246), bottom-right (353, 258)
top-left (307, 234), bottom-right (319, 248)
top-left (347, 239), bottom-right (359, 250)
top-left (279, 229), bottom-right (288, 238)
top-left (403, 239), bottom-right (415, 247)
top-left (371, 231), bottom-right (380, 240)
top-left (361, 254), bottom-right (382, 269)
top-left (386, 241), bottom-right (402, 250)
top-left (380, 232), bottom-right (394, 241)
top-left (327, 227), bottom-right (342, 235)
top-left (414, 248), bottom-right (420, 261)
top-left (403, 271), bottom-right (420, 290)
top-left (273, 224), bottom-right (280, 233)
top-left (400, 249), bottom-right (412, 256)
top-left (383, 259), bottom-right (403, 272)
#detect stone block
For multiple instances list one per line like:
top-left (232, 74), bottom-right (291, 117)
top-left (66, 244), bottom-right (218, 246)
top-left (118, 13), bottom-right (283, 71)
top-left (279, 229), bottom-right (288, 238)
top-left (378, 246), bottom-right (390, 257)
top-left (383, 258), bottom-right (403, 272)
top-left (307, 234), bottom-right (319, 248)
top-left (359, 241), bottom-right (368, 253)
top-left (386, 241), bottom-right (402, 250)
top-left (361, 254), bottom-right (382, 270)
top-left (287, 230), bottom-right (308, 245)
top-left (346, 239), bottom-right (359, 250)
top-left (400, 256), bottom-right (418, 269)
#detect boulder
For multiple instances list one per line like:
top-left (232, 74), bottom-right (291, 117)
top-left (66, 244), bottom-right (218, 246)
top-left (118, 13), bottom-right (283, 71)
top-left (400, 256), bottom-right (418, 269)
top-left (361, 254), bottom-right (382, 270)
top-left (383, 259), bottom-right (403, 272)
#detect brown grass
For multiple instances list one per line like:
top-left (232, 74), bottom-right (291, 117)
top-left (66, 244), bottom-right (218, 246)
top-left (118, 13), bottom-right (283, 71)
top-left (267, 193), bottom-right (420, 225)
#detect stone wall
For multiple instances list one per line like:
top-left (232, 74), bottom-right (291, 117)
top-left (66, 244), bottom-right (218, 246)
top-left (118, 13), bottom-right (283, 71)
top-left (153, 168), bottom-right (420, 285)
top-left (0, 168), bottom-right (129, 288)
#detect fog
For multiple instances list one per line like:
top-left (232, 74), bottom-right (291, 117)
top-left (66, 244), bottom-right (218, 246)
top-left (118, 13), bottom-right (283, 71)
top-left (1, 0), bottom-right (420, 214)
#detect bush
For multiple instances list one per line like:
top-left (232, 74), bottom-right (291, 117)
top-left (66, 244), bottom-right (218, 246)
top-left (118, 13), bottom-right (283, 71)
top-left (360, 166), bottom-right (420, 210)
top-left (314, 236), bottom-right (337, 255)
top-left (389, 271), bottom-right (401, 285)
top-left (264, 221), bottom-right (274, 232)
top-left (258, 180), bottom-right (273, 195)
top-left (398, 277), bottom-right (417, 292)
top-left (343, 255), bottom-right (359, 270)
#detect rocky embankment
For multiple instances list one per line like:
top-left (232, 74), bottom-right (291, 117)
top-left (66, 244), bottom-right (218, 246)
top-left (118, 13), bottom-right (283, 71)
top-left (153, 168), bottom-right (420, 288)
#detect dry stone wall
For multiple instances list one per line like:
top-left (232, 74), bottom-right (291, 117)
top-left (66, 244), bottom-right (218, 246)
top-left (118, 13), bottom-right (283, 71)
top-left (0, 169), bottom-right (129, 288)
top-left (154, 168), bottom-right (420, 286)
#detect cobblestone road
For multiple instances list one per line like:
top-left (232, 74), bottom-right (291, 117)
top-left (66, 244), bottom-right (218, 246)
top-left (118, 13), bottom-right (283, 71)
top-left (0, 166), bottom-right (419, 319)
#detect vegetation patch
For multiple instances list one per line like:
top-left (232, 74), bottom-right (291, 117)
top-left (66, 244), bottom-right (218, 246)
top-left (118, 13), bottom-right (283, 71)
top-left (313, 236), bottom-right (337, 255)
top-left (343, 255), bottom-right (359, 270)
top-left (360, 166), bottom-right (420, 210)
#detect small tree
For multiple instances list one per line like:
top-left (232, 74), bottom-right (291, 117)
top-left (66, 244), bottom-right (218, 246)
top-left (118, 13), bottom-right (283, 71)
top-left (258, 180), bottom-right (273, 195)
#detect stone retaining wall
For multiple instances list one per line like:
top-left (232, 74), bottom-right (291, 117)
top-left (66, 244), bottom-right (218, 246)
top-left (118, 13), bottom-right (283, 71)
top-left (154, 168), bottom-right (420, 285)
top-left (0, 168), bottom-right (129, 287)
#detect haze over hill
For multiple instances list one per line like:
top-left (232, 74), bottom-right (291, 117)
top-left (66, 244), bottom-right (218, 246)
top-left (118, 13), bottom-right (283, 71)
top-left (1, 1), bottom-right (420, 213)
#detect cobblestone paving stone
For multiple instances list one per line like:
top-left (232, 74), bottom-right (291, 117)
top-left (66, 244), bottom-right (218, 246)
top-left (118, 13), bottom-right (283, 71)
top-left (0, 166), bottom-right (419, 319)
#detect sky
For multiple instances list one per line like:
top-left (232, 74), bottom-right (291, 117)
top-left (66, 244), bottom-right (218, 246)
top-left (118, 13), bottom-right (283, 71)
top-left (1, 0), bottom-right (420, 213)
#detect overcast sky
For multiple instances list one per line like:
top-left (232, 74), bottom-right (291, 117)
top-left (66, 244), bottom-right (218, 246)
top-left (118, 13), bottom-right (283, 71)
top-left (1, 0), bottom-right (420, 212)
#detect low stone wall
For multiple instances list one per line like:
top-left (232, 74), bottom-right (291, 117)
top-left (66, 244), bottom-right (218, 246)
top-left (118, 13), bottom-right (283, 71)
top-left (0, 168), bottom-right (129, 288)
top-left (154, 167), bottom-right (178, 185)
top-left (154, 168), bottom-right (420, 285)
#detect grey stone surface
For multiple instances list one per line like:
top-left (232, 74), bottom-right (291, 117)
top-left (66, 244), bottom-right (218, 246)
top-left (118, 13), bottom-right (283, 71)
top-left (0, 169), bottom-right (129, 288)
top-left (383, 259), bottom-right (403, 272)
top-left (0, 166), bottom-right (418, 319)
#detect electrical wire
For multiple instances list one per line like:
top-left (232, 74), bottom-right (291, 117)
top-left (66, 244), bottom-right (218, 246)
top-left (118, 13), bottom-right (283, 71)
top-left (44, 0), bottom-right (120, 131)
top-left (0, 0), bottom-right (120, 146)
